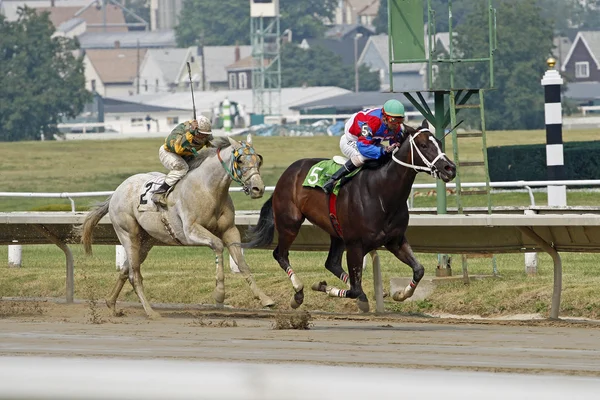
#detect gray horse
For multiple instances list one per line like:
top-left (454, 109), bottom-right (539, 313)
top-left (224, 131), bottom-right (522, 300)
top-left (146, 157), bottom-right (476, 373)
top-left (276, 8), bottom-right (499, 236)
top-left (77, 134), bottom-right (274, 319)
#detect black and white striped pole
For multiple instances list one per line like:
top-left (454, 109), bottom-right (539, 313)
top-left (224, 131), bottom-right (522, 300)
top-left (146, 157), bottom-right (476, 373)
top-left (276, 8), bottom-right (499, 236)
top-left (541, 57), bottom-right (566, 206)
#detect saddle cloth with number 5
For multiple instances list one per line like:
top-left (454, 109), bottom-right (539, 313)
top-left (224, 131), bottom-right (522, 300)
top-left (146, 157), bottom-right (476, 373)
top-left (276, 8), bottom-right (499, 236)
top-left (302, 159), bottom-right (361, 195)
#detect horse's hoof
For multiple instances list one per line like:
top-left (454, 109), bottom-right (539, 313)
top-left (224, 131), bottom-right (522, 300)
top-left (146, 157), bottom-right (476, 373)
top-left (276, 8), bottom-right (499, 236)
top-left (356, 299), bottom-right (370, 313)
top-left (311, 281), bottom-right (327, 292)
top-left (213, 290), bottom-right (226, 304)
top-left (147, 311), bottom-right (161, 320)
top-left (261, 298), bottom-right (276, 308)
top-left (392, 290), bottom-right (409, 302)
top-left (290, 290), bottom-right (304, 309)
top-left (214, 302), bottom-right (224, 309)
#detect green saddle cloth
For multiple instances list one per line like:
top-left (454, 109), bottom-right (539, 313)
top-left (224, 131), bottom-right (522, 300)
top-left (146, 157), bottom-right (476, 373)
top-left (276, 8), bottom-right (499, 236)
top-left (302, 160), bottom-right (361, 195)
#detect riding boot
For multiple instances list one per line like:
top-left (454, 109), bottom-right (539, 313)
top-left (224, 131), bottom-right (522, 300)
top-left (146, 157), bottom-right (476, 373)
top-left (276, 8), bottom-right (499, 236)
top-left (322, 160), bottom-right (358, 194)
top-left (151, 182), bottom-right (172, 207)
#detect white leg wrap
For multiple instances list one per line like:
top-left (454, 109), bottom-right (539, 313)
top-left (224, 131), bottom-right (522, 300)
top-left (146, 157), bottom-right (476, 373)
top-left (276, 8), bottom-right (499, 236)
top-left (326, 286), bottom-right (347, 298)
top-left (290, 273), bottom-right (304, 292)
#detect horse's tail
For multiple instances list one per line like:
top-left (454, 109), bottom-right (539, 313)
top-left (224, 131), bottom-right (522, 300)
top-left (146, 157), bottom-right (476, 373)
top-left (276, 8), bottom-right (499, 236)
top-left (75, 195), bottom-right (112, 256)
top-left (243, 195), bottom-right (275, 248)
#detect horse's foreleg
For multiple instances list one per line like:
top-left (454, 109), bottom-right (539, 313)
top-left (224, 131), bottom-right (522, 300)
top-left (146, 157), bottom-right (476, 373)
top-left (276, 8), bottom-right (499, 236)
top-left (223, 227), bottom-right (275, 308)
top-left (344, 244), bottom-right (370, 312)
top-left (183, 225), bottom-right (226, 305)
top-left (385, 236), bottom-right (424, 302)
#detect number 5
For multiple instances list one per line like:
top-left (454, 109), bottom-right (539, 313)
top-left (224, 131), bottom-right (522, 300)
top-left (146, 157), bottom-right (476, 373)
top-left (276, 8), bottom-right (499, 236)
top-left (307, 167), bottom-right (323, 185)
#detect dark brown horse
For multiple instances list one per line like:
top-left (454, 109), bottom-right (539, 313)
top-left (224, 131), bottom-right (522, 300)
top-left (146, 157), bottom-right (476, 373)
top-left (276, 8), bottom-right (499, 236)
top-left (244, 121), bottom-right (457, 312)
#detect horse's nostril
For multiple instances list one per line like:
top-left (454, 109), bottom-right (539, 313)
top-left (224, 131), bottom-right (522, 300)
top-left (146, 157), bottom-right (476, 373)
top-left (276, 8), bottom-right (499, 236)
top-left (445, 165), bottom-right (455, 172)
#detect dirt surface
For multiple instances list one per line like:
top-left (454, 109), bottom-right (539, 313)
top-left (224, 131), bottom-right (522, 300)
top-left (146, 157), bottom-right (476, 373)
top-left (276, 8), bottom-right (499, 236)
top-left (2, 299), bottom-right (600, 376)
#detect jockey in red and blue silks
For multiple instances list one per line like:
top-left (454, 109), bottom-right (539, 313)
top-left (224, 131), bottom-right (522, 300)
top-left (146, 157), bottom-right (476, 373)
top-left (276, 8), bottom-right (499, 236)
top-left (322, 99), bottom-right (406, 194)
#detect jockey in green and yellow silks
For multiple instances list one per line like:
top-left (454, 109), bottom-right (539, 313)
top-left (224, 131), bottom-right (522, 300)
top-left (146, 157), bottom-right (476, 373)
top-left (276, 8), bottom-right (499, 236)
top-left (152, 116), bottom-right (214, 206)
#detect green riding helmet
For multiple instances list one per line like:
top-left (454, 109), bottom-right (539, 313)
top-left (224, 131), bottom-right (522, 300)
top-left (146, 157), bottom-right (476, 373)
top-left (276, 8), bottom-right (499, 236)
top-left (382, 99), bottom-right (405, 118)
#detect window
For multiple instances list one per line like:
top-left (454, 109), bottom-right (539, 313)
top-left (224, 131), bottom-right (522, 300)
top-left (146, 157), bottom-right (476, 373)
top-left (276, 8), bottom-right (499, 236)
top-left (575, 61), bottom-right (589, 78)
top-left (191, 56), bottom-right (195, 63)
top-left (131, 117), bottom-right (144, 127)
top-left (167, 117), bottom-right (179, 125)
top-left (229, 72), bottom-right (237, 89)
top-left (238, 72), bottom-right (247, 89)
top-left (144, 79), bottom-right (148, 92)
top-left (91, 79), bottom-right (96, 92)
top-left (155, 79), bottom-right (159, 92)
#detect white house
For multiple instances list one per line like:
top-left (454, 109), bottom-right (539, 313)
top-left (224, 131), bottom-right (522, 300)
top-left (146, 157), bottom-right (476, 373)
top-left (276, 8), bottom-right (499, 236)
top-left (83, 48), bottom-right (147, 97)
top-left (136, 47), bottom-right (200, 94)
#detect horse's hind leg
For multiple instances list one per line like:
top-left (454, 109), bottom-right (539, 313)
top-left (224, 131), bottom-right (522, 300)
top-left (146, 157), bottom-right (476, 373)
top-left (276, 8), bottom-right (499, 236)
top-left (106, 238), bottom-right (153, 316)
top-left (316, 243), bottom-right (369, 312)
top-left (111, 224), bottom-right (160, 320)
top-left (272, 211), bottom-right (305, 309)
top-left (385, 236), bottom-right (425, 301)
top-left (312, 236), bottom-right (350, 293)
top-left (223, 227), bottom-right (275, 307)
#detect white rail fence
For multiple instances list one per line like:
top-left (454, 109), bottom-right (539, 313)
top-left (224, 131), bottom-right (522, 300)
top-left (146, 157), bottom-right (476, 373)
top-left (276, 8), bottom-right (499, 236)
top-left (3, 179), bottom-right (600, 273)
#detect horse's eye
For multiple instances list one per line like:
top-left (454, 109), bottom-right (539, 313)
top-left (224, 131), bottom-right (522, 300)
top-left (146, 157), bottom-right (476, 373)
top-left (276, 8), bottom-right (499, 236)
top-left (420, 143), bottom-right (427, 149)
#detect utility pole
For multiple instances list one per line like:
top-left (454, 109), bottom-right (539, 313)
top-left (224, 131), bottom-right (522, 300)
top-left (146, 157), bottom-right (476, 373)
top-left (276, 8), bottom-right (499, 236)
top-left (354, 33), bottom-right (363, 92)
top-left (200, 31), bottom-right (206, 91)
top-left (136, 39), bottom-right (140, 94)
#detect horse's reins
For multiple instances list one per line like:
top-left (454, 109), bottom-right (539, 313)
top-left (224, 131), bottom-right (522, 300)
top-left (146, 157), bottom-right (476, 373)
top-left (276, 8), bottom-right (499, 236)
top-left (217, 144), bottom-right (260, 195)
top-left (391, 128), bottom-right (446, 178)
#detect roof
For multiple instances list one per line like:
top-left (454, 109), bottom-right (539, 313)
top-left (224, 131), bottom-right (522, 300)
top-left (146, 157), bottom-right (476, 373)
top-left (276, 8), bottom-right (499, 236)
top-left (553, 36), bottom-right (572, 69)
top-left (144, 48), bottom-right (191, 83)
top-left (347, 0), bottom-right (378, 13)
top-left (324, 23), bottom-right (375, 40)
top-left (102, 97), bottom-right (188, 113)
top-left (35, 4), bottom-right (127, 33)
top-left (56, 16), bottom-right (84, 33)
top-left (0, 0), bottom-right (91, 21)
top-left (107, 86), bottom-right (353, 115)
top-left (564, 81), bottom-right (600, 101)
top-left (86, 48), bottom-right (147, 83)
top-left (203, 45), bottom-right (252, 83)
top-left (360, 33), bottom-right (452, 73)
top-left (360, 0), bottom-right (379, 15)
top-left (301, 36), bottom-right (369, 66)
top-left (78, 30), bottom-right (176, 49)
top-left (561, 31), bottom-right (600, 71)
top-left (226, 55), bottom-right (270, 71)
top-left (288, 91), bottom-right (426, 113)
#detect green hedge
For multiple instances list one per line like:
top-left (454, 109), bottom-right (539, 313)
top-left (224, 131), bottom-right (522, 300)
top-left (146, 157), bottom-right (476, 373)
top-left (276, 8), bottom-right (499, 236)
top-left (487, 141), bottom-right (600, 181)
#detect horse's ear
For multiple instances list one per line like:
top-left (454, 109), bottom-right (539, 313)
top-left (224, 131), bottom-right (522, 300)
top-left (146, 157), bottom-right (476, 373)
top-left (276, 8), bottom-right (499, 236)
top-left (421, 119), bottom-right (429, 129)
top-left (228, 137), bottom-right (241, 149)
top-left (246, 133), bottom-right (253, 145)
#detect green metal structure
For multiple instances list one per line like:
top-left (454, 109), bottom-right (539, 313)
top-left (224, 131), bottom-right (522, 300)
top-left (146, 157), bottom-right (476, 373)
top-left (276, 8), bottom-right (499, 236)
top-left (387, 0), bottom-right (497, 275)
top-left (250, 3), bottom-right (282, 116)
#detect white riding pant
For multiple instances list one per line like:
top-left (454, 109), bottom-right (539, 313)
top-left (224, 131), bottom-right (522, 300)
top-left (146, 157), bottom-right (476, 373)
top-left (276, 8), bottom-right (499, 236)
top-left (158, 145), bottom-right (188, 187)
top-left (340, 124), bottom-right (367, 166)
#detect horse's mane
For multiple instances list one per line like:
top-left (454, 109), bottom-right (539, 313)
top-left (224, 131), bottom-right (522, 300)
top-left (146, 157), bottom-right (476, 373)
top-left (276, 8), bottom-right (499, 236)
top-left (361, 122), bottom-right (421, 171)
top-left (187, 136), bottom-right (232, 170)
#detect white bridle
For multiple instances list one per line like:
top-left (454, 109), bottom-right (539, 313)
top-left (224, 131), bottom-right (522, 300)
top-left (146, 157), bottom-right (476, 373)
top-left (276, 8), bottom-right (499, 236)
top-left (391, 128), bottom-right (447, 178)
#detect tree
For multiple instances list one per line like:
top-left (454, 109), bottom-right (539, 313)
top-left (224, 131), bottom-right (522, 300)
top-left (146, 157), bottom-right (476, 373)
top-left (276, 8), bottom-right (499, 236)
top-left (539, 0), bottom-right (600, 32)
top-left (440, 0), bottom-right (554, 130)
top-left (280, 43), bottom-right (380, 91)
top-left (373, 0), bottom-right (387, 34)
top-left (0, 8), bottom-right (91, 142)
top-left (175, 0), bottom-right (338, 47)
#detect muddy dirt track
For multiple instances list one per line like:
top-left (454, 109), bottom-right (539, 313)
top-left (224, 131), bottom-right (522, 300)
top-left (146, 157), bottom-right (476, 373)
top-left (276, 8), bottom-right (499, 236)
top-left (2, 300), bottom-right (600, 377)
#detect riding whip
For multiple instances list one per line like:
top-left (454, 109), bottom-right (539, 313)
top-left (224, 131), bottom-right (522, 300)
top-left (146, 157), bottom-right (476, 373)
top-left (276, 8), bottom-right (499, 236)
top-left (186, 62), bottom-right (197, 120)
